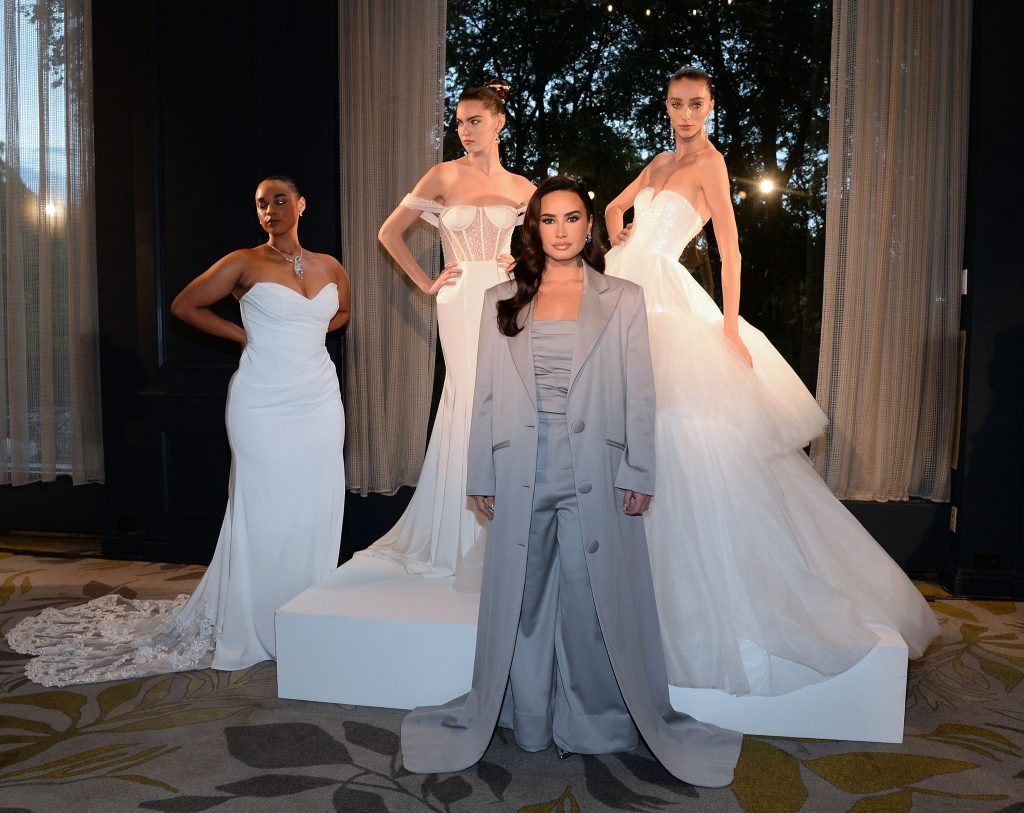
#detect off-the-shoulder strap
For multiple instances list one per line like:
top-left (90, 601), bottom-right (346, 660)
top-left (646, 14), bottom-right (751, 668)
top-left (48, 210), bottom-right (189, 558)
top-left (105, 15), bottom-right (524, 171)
top-left (401, 193), bottom-right (444, 226)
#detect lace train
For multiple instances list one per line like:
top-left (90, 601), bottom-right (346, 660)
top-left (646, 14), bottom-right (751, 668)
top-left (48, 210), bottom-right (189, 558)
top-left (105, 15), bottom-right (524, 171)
top-left (6, 593), bottom-right (215, 687)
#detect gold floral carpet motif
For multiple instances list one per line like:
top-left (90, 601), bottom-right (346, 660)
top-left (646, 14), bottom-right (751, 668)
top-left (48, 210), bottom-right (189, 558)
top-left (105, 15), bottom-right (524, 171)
top-left (0, 550), bottom-right (1021, 812)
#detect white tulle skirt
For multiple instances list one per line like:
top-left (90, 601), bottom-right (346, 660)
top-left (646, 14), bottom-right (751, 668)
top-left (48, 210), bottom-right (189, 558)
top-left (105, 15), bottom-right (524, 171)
top-left (606, 244), bottom-right (939, 696)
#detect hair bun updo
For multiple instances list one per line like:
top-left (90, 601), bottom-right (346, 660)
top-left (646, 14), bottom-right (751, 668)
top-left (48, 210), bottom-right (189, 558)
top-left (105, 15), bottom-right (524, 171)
top-left (668, 65), bottom-right (713, 97)
top-left (483, 77), bottom-right (511, 104)
top-left (458, 77), bottom-right (511, 116)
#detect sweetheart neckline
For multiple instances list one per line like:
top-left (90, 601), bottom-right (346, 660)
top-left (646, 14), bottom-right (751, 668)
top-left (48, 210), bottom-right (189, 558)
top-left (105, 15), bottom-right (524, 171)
top-left (637, 185), bottom-right (702, 218)
top-left (240, 281), bottom-right (338, 303)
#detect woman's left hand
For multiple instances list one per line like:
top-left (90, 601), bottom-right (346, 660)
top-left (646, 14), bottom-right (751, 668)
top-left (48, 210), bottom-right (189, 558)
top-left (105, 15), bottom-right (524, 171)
top-left (623, 490), bottom-right (652, 516)
top-left (498, 253), bottom-right (516, 274)
top-left (724, 328), bottom-right (753, 367)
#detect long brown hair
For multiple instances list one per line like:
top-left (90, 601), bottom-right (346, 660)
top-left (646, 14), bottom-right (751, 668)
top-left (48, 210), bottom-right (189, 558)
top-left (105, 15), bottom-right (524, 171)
top-left (496, 176), bottom-right (605, 337)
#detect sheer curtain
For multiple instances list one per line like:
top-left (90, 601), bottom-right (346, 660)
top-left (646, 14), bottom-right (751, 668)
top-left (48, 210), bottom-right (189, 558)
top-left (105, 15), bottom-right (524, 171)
top-left (0, 0), bottom-right (103, 486)
top-left (339, 0), bottom-right (446, 496)
top-left (811, 0), bottom-right (970, 501)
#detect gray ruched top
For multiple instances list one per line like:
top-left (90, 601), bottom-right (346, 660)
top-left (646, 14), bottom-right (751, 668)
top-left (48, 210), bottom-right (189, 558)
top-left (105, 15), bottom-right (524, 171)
top-left (531, 319), bottom-right (576, 415)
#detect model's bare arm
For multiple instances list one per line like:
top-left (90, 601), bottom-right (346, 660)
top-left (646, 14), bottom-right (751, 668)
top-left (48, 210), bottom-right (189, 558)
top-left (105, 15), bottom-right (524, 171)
top-left (605, 155), bottom-right (665, 246)
top-left (171, 251), bottom-right (249, 346)
top-left (378, 165), bottom-right (461, 295)
top-left (327, 259), bottom-right (351, 332)
top-left (701, 154), bottom-right (752, 366)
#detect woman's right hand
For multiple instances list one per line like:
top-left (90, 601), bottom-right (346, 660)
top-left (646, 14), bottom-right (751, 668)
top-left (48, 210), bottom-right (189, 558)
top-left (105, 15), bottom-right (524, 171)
top-left (426, 262), bottom-right (463, 295)
top-left (611, 223), bottom-right (633, 247)
top-left (472, 495), bottom-right (495, 521)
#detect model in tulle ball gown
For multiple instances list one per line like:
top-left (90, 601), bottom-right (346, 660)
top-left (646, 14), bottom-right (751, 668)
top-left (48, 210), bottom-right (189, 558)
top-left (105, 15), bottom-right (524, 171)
top-left (604, 67), bottom-right (939, 696)
top-left (359, 78), bottom-right (535, 591)
top-left (6, 177), bottom-right (351, 686)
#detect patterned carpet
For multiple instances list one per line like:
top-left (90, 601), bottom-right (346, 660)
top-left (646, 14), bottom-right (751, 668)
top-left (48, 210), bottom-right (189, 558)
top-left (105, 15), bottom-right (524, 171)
top-left (0, 549), bottom-right (1022, 812)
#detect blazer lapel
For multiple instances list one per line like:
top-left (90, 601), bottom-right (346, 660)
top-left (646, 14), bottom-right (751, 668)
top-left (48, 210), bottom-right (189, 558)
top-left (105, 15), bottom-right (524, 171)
top-left (568, 263), bottom-right (618, 395)
top-left (507, 299), bottom-right (537, 409)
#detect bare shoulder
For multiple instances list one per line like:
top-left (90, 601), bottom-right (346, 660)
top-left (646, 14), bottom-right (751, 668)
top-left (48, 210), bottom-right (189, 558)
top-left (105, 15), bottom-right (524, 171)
top-left (215, 247), bottom-right (261, 272)
top-left (638, 151), bottom-right (675, 185)
top-left (650, 151), bottom-right (677, 171)
top-left (309, 251), bottom-right (348, 278)
top-left (412, 162), bottom-right (460, 201)
top-left (696, 144), bottom-right (728, 176)
top-left (511, 172), bottom-right (537, 203)
top-left (439, 159), bottom-right (474, 183)
top-left (432, 160), bottom-right (464, 180)
top-left (227, 246), bottom-right (261, 261)
top-left (308, 250), bottom-right (342, 268)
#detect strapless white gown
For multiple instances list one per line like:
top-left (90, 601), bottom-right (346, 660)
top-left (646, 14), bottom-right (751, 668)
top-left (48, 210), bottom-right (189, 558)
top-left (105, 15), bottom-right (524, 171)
top-left (6, 282), bottom-right (346, 686)
top-left (606, 187), bottom-right (939, 696)
top-left (360, 196), bottom-right (523, 591)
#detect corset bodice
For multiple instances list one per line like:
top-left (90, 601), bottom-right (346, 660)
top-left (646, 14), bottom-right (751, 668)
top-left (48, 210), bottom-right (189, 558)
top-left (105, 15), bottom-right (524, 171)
top-left (401, 194), bottom-right (523, 264)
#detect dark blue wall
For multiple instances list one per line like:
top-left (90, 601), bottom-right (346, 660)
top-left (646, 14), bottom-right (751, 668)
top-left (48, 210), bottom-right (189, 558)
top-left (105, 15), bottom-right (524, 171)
top-left (945, 0), bottom-right (1024, 597)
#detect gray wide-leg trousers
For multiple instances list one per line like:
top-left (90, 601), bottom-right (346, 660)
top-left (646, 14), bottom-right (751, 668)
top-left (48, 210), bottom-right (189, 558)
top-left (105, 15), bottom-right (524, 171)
top-left (500, 412), bottom-right (639, 754)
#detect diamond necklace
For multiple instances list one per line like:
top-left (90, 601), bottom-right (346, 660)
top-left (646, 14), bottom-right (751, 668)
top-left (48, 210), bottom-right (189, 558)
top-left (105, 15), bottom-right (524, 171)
top-left (266, 242), bottom-right (304, 279)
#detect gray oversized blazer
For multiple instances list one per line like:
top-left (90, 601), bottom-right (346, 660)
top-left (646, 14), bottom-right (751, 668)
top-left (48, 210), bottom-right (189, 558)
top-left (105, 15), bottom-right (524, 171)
top-left (401, 263), bottom-right (742, 787)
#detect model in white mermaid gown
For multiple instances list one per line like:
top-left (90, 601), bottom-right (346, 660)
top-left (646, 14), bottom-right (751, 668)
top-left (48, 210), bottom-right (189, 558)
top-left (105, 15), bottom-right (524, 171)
top-left (6, 282), bottom-right (345, 686)
top-left (360, 196), bottom-right (523, 589)
top-left (606, 187), bottom-right (939, 696)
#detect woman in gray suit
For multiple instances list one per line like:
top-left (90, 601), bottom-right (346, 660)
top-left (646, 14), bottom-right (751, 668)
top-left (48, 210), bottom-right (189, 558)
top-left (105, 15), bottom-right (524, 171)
top-left (401, 176), bottom-right (742, 787)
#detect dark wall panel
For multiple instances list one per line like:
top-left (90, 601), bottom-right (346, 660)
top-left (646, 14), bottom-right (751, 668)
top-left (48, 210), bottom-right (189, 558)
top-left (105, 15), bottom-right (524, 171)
top-left (945, 0), bottom-right (1024, 597)
top-left (0, 1), bottom-right (342, 561)
top-left (155, 8), bottom-right (260, 373)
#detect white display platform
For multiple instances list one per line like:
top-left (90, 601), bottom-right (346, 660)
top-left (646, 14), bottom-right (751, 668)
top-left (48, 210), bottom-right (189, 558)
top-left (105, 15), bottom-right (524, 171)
top-left (668, 625), bottom-right (908, 743)
top-left (276, 557), bottom-right (479, 710)
top-left (276, 556), bottom-right (908, 743)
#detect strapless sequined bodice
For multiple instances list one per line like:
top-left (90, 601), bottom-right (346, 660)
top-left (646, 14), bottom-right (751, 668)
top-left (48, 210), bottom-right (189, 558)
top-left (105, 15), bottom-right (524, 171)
top-left (627, 187), bottom-right (705, 258)
top-left (401, 194), bottom-right (523, 265)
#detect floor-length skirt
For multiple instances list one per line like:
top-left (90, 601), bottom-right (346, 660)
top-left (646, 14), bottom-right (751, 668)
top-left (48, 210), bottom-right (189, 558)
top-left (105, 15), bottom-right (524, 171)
top-left (360, 259), bottom-right (505, 592)
top-left (606, 242), bottom-right (939, 696)
top-left (6, 320), bottom-right (346, 686)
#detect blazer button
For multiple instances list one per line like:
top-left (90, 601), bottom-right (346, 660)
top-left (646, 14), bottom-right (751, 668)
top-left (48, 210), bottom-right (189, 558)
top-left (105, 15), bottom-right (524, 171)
top-left (571, 420), bottom-right (586, 433)
top-left (579, 482), bottom-right (592, 494)
top-left (587, 540), bottom-right (600, 554)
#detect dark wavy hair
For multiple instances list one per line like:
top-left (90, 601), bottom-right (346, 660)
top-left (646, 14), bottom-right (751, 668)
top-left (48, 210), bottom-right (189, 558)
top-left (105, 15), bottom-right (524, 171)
top-left (496, 176), bottom-right (605, 337)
